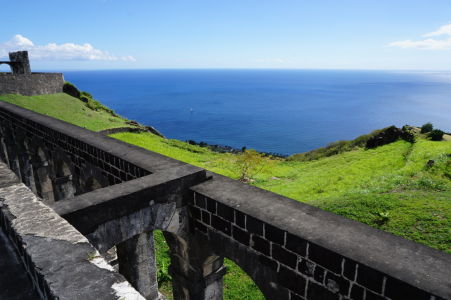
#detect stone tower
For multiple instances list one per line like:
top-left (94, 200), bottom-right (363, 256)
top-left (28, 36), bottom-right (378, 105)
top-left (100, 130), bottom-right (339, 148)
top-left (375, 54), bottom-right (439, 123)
top-left (8, 51), bottom-right (31, 74)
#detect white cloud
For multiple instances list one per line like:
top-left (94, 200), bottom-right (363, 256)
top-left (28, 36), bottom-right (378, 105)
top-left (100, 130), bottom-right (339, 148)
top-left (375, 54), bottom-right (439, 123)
top-left (389, 23), bottom-right (451, 50)
top-left (423, 24), bottom-right (451, 37)
top-left (389, 38), bottom-right (451, 50)
top-left (0, 34), bottom-right (136, 61)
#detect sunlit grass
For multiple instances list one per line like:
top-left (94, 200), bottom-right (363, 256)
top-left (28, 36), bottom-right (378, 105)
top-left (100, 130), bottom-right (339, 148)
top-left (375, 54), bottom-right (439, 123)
top-left (0, 93), bottom-right (130, 131)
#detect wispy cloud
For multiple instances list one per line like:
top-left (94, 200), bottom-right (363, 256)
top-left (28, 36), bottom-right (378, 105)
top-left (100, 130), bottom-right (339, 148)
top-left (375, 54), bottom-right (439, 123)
top-left (0, 34), bottom-right (136, 61)
top-left (423, 23), bottom-right (451, 37)
top-left (389, 23), bottom-right (451, 50)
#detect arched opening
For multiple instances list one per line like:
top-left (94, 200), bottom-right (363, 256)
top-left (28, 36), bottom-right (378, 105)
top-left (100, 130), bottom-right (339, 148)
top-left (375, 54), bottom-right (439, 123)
top-left (21, 139), bottom-right (37, 193)
top-left (53, 159), bottom-right (76, 200)
top-left (85, 176), bottom-right (103, 192)
top-left (154, 230), bottom-right (172, 298)
top-left (223, 259), bottom-right (265, 300)
top-left (0, 137), bottom-right (9, 164)
top-left (154, 230), bottom-right (265, 300)
top-left (0, 63), bottom-right (12, 73)
top-left (33, 147), bottom-right (55, 203)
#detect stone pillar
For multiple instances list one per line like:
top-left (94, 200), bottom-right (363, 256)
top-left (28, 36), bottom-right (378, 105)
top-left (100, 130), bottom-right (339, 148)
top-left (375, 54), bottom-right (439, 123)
top-left (166, 234), bottom-right (225, 300)
top-left (9, 51), bottom-right (31, 74)
top-left (117, 232), bottom-right (159, 300)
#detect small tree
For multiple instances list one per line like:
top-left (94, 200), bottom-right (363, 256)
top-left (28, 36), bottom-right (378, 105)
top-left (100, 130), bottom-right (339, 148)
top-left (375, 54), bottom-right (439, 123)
top-left (236, 149), bottom-right (267, 182)
top-left (428, 129), bottom-right (444, 141)
top-left (420, 122), bottom-right (433, 134)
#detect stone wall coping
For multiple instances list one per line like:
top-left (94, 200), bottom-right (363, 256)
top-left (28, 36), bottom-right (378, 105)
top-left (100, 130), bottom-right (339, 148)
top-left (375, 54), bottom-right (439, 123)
top-left (191, 172), bottom-right (451, 299)
top-left (0, 162), bottom-right (144, 300)
top-left (0, 100), bottom-right (185, 173)
top-left (51, 164), bottom-right (205, 234)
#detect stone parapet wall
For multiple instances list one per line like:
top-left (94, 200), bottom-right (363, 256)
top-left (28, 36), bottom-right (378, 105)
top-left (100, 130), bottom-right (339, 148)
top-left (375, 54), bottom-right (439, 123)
top-left (190, 173), bottom-right (451, 300)
top-left (0, 162), bottom-right (144, 300)
top-left (0, 73), bottom-right (65, 96)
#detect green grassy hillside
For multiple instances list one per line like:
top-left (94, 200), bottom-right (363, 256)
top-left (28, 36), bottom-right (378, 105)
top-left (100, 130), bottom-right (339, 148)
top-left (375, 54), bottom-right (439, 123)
top-left (0, 93), bottom-right (130, 131)
top-left (1, 92), bottom-right (450, 300)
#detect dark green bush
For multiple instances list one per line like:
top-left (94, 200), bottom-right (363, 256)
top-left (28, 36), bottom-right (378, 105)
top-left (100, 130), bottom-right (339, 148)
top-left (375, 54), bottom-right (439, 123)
top-left (366, 126), bottom-right (401, 149)
top-left (420, 122), bottom-right (433, 133)
top-left (401, 126), bottom-right (416, 143)
top-left (63, 82), bottom-right (80, 98)
top-left (428, 129), bottom-right (444, 141)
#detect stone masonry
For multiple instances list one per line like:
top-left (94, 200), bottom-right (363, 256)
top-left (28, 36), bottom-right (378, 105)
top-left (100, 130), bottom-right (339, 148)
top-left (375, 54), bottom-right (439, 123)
top-left (0, 51), bottom-right (64, 96)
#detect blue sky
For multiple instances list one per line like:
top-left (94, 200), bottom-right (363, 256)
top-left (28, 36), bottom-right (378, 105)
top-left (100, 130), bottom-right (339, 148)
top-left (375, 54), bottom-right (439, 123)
top-left (1, 0), bottom-right (451, 70)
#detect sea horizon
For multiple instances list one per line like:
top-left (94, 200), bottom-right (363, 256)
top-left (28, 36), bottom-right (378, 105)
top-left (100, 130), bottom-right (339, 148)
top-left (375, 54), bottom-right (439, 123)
top-left (64, 69), bottom-right (451, 155)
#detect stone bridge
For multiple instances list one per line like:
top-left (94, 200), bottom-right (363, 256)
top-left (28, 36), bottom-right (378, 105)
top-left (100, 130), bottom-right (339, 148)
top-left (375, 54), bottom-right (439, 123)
top-left (0, 100), bottom-right (449, 300)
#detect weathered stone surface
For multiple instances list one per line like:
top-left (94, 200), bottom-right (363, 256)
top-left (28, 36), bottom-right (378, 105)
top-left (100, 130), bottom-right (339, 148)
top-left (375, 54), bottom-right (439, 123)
top-left (0, 73), bottom-right (64, 96)
top-left (117, 232), bottom-right (159, 300)
top-left (191, 173), bottom-right (451, 300)
top-left (0, 162), bottom-right (144, 300)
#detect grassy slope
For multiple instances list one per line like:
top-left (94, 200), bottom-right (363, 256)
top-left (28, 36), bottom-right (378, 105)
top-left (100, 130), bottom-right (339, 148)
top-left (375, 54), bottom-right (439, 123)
top-left (1, 94), bottom-right (450, 300)
top-left (112, 132), bottom-right (451, 252)
top-left (0, 93), bottom-right (130, 131)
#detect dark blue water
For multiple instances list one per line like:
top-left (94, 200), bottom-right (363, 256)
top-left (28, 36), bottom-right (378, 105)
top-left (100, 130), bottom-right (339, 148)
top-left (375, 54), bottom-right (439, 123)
top-left (64, 70), bottom-right (451, 155)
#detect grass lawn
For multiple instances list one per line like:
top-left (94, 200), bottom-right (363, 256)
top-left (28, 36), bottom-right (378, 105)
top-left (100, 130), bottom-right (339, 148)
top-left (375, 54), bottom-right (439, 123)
top-left (0, 93), bottom-right (130, 131)
top-left (2, 93), bottom-right (450, 299)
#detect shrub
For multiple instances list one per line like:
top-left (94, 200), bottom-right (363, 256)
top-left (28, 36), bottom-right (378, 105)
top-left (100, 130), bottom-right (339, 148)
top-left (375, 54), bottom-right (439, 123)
top-left (428, 129), bottom-right (444, 141)
top-left (365, 126), bottom-right (402, 149)
top-left (63, 81), bottom-right (80, 98)
top-left (236, 149), bottom-right (267, 182)
top-left (401, 126), bottom-right (416, 143)
top-left (420, 122), bottom-right (433, 134)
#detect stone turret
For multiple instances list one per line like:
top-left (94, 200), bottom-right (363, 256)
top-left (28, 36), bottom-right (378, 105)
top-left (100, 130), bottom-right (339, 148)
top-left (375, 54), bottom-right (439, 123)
top-left (8, 51), bottom-right (31, 74)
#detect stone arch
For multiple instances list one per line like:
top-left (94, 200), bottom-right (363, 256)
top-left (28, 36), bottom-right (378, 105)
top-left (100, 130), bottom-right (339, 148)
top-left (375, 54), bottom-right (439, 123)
top-left (213, 242), bottom-right (280, 299)
top-left (80, 163), bottom-right (108, 193)
top-left (20, 137), bottom-right (38, 194)
top-left (30, 140), bottom-right (55, 203)
top-left (0, 125), bottom-right (10, 165)
top-left (176, 229), bottom-right (286, 300)
top-left (1, 122), bottom-right (21, 178)
top-left (51, 151), bottom-right (77, 201)
top-left (0, 62), bottom-right (12, 72)
top-left (85, 177), bottom-right (103, 192)
top-left (162, 231), bottom-right (227, 300)
top-left (12, 127), bottom-right (30, 184)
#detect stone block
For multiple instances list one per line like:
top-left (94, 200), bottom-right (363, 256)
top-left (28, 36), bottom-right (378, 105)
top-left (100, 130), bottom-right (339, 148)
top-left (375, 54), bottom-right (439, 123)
top-left (252, 235), bottom-right (270, 256)
top-left (272, 243), bottom-right (297, 269)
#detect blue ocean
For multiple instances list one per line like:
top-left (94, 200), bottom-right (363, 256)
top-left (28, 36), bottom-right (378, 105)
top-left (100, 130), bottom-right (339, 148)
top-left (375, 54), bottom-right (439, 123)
top-left (64, 70), bottom-right (451, 155)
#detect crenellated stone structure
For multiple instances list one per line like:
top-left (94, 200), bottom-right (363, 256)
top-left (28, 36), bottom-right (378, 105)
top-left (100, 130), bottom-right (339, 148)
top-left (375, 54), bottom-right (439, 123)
top-left (0, 99), bottom-right (449, 300)
top-left (0, 51), bottom-right (64, 96)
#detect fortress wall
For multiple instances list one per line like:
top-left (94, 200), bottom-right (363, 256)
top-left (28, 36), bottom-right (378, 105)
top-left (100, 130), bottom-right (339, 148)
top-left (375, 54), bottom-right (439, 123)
top-left (190, 174), bottom-right (451, 300)
top-left (0, 73), bottom-right (64, 96)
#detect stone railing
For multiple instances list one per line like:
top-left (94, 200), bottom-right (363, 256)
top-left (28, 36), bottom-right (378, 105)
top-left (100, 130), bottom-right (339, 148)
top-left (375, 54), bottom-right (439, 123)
top-left (0, 162), bottom-right (144, 300)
